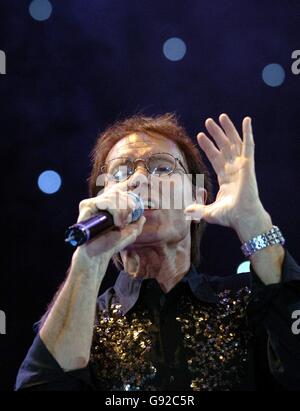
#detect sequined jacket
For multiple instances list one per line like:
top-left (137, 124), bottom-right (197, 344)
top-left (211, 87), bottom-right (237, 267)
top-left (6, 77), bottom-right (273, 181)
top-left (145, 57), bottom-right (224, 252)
top-left (15, 249), bottom-right (300, 391)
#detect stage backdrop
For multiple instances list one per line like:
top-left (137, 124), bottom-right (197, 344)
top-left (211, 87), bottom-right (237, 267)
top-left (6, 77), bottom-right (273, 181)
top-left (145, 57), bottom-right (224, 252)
top-left (0, 0), bottom-right (299, 391)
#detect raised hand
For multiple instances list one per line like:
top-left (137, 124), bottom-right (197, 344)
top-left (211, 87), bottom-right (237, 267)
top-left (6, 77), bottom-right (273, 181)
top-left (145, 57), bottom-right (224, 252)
top-left (185, 113), bottom-right (266, 232)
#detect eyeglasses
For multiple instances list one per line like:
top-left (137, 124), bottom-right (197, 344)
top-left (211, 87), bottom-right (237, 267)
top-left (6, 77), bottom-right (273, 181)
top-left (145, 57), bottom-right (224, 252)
top-left (101, 152), bottom-right (188, 182)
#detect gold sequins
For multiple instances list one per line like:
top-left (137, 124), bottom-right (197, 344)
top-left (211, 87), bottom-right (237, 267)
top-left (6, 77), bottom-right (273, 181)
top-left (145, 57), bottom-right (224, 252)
top-left (176, 287), bottom-right (252, 391)
top-left (90, 287), bottom-right (252, 391)
top-left (90, 304), bottom-right (156, 390)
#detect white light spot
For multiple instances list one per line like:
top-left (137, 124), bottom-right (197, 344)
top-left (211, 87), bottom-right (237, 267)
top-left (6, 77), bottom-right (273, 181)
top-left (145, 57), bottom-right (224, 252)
top-left (237, 261), bottom-right (251, 274)
top-left (163, 37), bottom-right (187, 61)
top-left (262, 63), bottom-right (285, 87)
top-left (29, 0), bottom-right (53, 22)
top-left (38, 170), bottom-right (62, 194)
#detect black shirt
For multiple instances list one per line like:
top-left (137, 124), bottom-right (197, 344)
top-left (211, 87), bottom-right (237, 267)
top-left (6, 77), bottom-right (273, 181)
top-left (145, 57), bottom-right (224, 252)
top-left (15, 249), bottom-right (300, 391)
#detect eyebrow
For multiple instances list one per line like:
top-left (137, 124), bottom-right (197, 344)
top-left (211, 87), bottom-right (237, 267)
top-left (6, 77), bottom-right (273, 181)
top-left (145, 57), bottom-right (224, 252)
top-left (108, 151), bottom-right (183, 160)
top-left (108, 148), bottom-right (155, 159)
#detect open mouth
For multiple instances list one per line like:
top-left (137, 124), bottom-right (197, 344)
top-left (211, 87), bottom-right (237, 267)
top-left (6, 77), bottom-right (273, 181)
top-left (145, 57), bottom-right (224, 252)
top-left (142, 199), bottom-right (157, 210)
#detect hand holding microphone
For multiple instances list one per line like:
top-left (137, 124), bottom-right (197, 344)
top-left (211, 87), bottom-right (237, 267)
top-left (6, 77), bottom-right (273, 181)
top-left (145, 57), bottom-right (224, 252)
top-left (64, 189), bottom-right (145, 284)
top-left (65, 191), bottom-right (144, 247)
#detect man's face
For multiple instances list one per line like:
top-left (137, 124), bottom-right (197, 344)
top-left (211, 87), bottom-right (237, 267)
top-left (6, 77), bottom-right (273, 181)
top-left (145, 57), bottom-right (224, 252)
top-left (103, 132), bottom-right (201, 245)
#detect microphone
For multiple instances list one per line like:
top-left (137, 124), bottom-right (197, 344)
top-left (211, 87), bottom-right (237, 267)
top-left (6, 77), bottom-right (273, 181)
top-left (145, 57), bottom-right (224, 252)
top-left (64, 192), bottom-right (144, 247)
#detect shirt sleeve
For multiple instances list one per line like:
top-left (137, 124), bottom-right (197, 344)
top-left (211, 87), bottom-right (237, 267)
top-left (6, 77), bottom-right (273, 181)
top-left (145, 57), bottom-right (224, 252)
top-left (249, 248), bottom-right (300, 390)
top-left (15, 333), bottom-right (93, 391)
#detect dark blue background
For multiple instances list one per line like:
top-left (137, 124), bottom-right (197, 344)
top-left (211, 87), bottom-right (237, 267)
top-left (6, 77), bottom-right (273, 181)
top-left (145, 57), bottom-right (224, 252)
top-left (0, 0), bottom-right (299, 390)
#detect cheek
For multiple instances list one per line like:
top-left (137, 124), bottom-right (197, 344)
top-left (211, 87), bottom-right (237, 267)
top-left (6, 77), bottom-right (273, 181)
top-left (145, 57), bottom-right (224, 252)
top-left (159, 210), bottom-right (191, 233)
top-left (138, 210), bottom-right (191, 241)
top-left (182, 183), bottom-right (194, 208)
top-left (168, 177), bottom-right (194, 209)
top-left (174, 212), bottom-right (192, 232)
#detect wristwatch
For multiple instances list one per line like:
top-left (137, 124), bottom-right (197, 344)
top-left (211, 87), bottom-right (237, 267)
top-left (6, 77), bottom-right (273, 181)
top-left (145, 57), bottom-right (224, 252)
top-left (241, 225), bottom-right (285, 258)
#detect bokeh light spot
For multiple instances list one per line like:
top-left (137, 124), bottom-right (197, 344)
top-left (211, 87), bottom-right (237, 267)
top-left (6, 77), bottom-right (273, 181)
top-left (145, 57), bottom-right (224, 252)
top-left (38, 170), bottom-right (61, 194)
top-left (262, 63), bottom-right (285, 87)
top-left (163, 37), bottom-right (187, 61)
top-left (29, 0), bottom-right (53, 21)
top-left (237, 261), bottom-right (251, 274)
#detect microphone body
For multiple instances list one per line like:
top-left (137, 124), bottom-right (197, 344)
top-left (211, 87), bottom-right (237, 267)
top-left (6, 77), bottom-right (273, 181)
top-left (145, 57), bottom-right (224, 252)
top-left (65, 192), bottom-right (144, 247)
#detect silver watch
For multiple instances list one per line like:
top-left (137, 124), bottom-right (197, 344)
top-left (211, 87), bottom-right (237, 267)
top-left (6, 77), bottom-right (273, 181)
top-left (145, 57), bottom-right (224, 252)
top-left (241, 225), bottom-right (285, 257)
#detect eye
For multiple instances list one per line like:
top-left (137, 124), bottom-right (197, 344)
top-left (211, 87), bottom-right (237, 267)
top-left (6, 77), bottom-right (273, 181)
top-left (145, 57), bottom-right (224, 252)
top-left (112, 166), bottom-right (130, 181)
top-left (152, 164), bottom-right (173, 174)
top-left (113, 169), bottom-right (125, 180)
top-left (149, 154), bottom-right (175, 175)
top-left (107, 159), bottom-right (132, 181)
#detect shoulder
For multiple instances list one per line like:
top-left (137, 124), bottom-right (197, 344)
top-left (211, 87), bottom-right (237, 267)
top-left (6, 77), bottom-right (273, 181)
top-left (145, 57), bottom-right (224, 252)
top-left (185, 264), bottom-right (253, 303)
top-left (204, 271), bottom-right (252, 294)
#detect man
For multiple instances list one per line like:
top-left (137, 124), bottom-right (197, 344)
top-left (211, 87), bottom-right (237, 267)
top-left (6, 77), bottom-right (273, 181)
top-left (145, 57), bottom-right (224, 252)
top-left (16, 113), bottom-right (300, 390)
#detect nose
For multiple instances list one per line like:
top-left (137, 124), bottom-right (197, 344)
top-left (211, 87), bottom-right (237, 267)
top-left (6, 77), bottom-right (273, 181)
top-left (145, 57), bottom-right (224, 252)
top-left (131, 158), bottom-right (150, 177)
top-left (128, 168), bottom-right (149, 188)
top-left (128, 163), bottom-right (153, 193)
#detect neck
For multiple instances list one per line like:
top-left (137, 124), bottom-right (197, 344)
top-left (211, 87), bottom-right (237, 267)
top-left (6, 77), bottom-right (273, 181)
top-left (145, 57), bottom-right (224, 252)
top-left (120, 234), bottom-right (191, 293)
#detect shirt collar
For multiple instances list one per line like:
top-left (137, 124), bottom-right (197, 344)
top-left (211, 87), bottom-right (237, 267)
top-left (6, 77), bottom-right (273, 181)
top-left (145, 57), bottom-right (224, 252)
top-left (98, 264), bottom-right (220, 315)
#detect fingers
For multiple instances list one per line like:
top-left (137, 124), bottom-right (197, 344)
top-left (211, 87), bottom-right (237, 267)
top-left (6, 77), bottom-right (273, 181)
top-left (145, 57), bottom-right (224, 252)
top-left (78, 198), bottom-right (99, 222)
top-left (219, 113), bottom-right (242, 154)
top-left (197, 132), bottom-right (223, 174)
top-left (198, 114), bottom-right (253, 165)
top-left (184, 201), bottom-right (227, 226)
top-left (121, 215), bottom-right (146, 240)
top-left (184, 203), bottom-right (206, 222)
top-left (204, 118), bottom-right (231, 157)
top-left (78, 190), bottom-right (137, 228)
top-left (241, 117), bottom-right (255, 158)
top-left (82, 215), bottom-right (146, 257)
top-left (108, 215), bottom-right (147, 253)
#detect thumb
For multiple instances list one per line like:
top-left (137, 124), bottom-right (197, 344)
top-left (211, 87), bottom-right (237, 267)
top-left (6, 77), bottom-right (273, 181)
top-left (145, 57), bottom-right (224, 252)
top-left (184, 204), bottom-right (206, 221)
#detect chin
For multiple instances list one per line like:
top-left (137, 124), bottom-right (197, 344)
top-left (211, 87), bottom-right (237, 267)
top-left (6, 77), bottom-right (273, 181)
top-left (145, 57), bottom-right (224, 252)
top-left (133, 231), bottom-right (163, 244)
